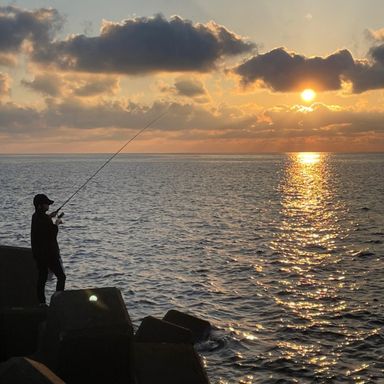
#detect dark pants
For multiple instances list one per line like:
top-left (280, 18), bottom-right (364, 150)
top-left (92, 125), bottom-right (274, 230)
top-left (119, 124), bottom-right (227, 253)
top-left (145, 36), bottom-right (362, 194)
top-left (36, 257), bottom-right (66, 304)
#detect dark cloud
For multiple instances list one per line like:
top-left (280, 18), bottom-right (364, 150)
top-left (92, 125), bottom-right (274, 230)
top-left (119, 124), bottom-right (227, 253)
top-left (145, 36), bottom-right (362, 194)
top-left (174, 78), bottom-right (206, 97)
top-left (348, 60), bottom-right (384, 93)
top-left (73, 77), bottom-right (119, 97)
top-left (0, 6), bottom-right (63, 54)
top-left (369, 44), bottom-right (384, 65)
top-left (21, 73), bottom-right (63, 97)
top-left (233, 46), bottom-right (384, 94)
top-left (33, 14), bottom-right (255, 74)
top-left (233, 48), bottom-right (355, 91)
top-left (345, 44), bottom-right (384, 93)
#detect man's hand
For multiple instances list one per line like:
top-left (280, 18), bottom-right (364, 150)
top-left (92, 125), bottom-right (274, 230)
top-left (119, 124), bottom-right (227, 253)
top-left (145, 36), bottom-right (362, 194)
top-left (55, 212), bottom-right (64, 225)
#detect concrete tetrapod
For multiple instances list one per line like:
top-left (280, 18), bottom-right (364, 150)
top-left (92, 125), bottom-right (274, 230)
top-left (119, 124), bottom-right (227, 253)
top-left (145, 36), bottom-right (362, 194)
top-left (163, 309), bottom-right (212, 343)
top-left (135, 316), bottom-right (194, 344)
top-left (37, 287), bottom-right (134, 384)
top-left (133, 342), bottom-right (210, 384)
top-left (0, 357), bottom-right (65, 384)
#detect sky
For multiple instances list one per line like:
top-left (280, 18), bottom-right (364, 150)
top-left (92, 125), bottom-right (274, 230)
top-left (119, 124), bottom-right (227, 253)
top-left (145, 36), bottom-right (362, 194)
top-left (1, 0), bottom-right (384, 153)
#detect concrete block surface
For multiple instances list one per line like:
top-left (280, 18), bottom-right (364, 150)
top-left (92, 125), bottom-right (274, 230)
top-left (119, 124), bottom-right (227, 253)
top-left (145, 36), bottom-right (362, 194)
top-left (0, 245), bottom-right (39, 308)
top-left (163, 310), bottom-right (211, 343)
top-left (134, 342), bottom-right (210, 384)
top-left (0, 357), bottom-right (65, 384)
top-left (135, 316), bottom-right (193, 344)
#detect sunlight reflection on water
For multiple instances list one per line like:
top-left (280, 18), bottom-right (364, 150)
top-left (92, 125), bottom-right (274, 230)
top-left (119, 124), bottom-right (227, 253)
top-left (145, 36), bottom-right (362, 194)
top-left (272, 152), bottom-right (346, 265)
top-left (265, 153), bottom-right (383, 382)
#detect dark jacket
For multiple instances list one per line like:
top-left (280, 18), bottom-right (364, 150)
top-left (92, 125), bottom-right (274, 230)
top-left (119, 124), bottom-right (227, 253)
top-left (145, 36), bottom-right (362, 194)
top-left (31, 210), bottom-right (60, 262)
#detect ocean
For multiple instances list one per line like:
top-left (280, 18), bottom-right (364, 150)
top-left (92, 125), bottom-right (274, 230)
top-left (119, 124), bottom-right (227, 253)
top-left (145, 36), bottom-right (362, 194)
top-left (0, 153), bottom-right (383, 383)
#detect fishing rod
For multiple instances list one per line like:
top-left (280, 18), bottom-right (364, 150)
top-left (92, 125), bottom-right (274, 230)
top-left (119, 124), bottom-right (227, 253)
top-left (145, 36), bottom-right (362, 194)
top-left (53, 109), bottom-right (168, 215)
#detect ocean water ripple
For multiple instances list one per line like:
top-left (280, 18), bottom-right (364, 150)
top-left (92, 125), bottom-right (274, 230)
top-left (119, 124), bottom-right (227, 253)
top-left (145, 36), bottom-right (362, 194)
top-left (0, 153), bottom-right (383, 383)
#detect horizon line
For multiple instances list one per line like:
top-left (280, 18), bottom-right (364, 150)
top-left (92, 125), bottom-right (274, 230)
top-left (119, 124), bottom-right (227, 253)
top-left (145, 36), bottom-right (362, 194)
top-left (1, 151), bottom-right (383, 156)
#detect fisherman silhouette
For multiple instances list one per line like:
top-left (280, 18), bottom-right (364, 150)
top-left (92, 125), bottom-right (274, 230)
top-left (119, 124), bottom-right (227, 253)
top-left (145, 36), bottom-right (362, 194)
top-left (31, 194), bottom-right (66, 306)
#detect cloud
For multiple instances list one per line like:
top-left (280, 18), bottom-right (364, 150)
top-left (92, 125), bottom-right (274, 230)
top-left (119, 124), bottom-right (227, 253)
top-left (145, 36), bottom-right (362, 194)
top-left (0, 73), bottom-right (10, 97)
top-left (0, 98), bottom-right (253, 136)
top-left (0, 53), bottom-right (17, 67)
top-left (0, 6), bottom-right (63, 54)
top-left (72, 77), bottom-right (120, 97)
top-left (348, 59), bottom-right (384, 93)
top-left (159, 76), bottom-right (208, 100)
top-left (254, 103), bottom-right (384, 143)
top-left (173, 77), bottom-right (207, 97)
top-left (41, 99), bottom-right (223, 131)
top-left (233, 48), bottom-right (355, 91)
top-left (21, 73), bottom-right (63, 97)
top-left (0, 101), bottom-right (42, 133)
top-left (233, 46), bottom-right (384, 94)
top-left (32, 14), bottom-right (255, 74)
top-left (365, 28), bottom-right (384, 42)
top-left (3, 4), bottom-right (384, 99)
top-left (345, 44), bottom-right (384, 93)
top-left (0, 97), bottom-right (383, 144)
top-left (21, 72), bottom-right (120, 98)
top-left (368, 44), bottom-right (384, 65)
top-left (160, 76), bottom-right (210, 103)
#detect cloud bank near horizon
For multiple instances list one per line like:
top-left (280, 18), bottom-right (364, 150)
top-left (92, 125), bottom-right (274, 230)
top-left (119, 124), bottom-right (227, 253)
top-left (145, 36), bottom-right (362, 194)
top-left (0, 98), bottom-right (382, 150)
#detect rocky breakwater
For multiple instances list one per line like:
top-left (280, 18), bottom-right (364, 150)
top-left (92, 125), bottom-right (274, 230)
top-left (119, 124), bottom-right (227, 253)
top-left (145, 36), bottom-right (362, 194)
top-left (0, 245), bottom-right (211, 383)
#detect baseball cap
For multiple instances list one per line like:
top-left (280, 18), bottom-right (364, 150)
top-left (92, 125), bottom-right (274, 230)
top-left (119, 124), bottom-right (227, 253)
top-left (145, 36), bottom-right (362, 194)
top-left (33, 194), bottom-right (54, 207)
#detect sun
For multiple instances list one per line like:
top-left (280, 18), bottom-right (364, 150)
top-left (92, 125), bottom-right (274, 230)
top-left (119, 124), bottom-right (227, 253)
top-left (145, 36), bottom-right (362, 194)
top-left (300, 88), bottom-right (316, 103)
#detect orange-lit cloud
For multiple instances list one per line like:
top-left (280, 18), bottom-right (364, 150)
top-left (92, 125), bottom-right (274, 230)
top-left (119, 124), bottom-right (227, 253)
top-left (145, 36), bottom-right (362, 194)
top-left (0, 98), bottom-right (383, 151)
top-left (365, 27), bottom-right (384, 42)
top-left (0, 53), bottom-right (17, 67)
top-left (0, 72), bottom-right (10, 97)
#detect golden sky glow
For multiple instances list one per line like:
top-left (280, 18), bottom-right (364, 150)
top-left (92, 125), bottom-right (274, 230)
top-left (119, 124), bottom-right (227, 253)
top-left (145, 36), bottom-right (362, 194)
top-left (0, 1), bottom-right (384, 153)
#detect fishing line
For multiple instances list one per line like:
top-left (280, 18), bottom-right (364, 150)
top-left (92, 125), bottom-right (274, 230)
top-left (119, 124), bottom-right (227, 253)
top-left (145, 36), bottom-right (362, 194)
top-left (54, 109), bottom-right (168, 213)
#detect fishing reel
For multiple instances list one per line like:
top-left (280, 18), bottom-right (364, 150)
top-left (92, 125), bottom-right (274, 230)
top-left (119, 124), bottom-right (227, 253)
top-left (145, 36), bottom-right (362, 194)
top-left (50, 210), bottom-right (64, 225)
top-left (56, 212), bottom-right (64, 225)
